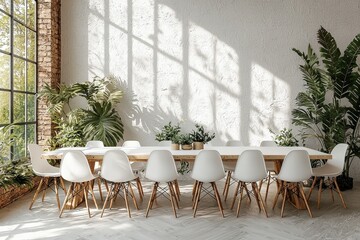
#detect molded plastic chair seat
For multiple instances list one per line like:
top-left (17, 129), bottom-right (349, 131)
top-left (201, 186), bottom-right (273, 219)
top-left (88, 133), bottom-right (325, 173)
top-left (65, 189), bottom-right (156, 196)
top-left (145, 150), bottom-right (179, 217)
top-left (272, 150), bottom-right (313, 218)
top-left (59, 150), bottom-right (99, 218)
top-left (230, 150), bottom-right (268, 217)
top-left (100, 150), bottom-right (139, 218)
top-left (28, 144), bottom-right (66, 211)
top-left (191, 150), bottom-right (225, 217)
top-left (307, 144), bottom-right (348, 209)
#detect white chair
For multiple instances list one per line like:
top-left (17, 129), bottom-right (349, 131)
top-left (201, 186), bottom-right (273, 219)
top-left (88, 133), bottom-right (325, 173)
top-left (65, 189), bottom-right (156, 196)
top-left (145, 150), bottom-right (179, 218)
top-left (191, 150), bottom-right (226, 217)
top-left (85, 140), bottom-right (106, 201)
top-left (28, 144), bottom-right (66, 210)
top-left (272, 150), bottom-right (313, 218)
top-left (259, 140), bottom-right (278, 202)
top-left (223, 140), bottom-right (244, 202)
top-left (230, 150), bottom-right (268, 217)
top-left (59, 150), bottom-right (99, 218)
top-left (122, 140), bottom-right (144, 201)
top-left (100, 150), bottom-right (139, 218)
top-left (307, 144), bottom-right (348, 209)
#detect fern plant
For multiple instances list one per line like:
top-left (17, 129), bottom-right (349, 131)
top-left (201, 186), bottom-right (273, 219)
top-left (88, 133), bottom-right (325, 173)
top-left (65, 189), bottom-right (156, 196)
top-left (292, 26), bottom-right (360, 178)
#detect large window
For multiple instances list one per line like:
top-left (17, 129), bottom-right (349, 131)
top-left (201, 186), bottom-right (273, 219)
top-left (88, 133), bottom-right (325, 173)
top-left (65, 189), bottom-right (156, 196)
top-left (0, 0), bottom-right (37, 159)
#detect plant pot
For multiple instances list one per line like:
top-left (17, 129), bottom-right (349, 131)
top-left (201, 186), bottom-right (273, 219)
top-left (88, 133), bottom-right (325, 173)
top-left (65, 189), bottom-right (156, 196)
top-left (181, 144), bottom-right (192, 150)
top-left (171, 143), bottom-right (180, 150)
top-left (336, 175), bottom-right (353, 191)
top-left (193, 142), bottom-right (204, 150)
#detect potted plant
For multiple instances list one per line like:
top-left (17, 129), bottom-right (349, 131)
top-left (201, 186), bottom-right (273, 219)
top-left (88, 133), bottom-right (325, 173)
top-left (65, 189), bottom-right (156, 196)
top-left (155, 122), bottom-right (181, 147)
top-left (171, 134), bottom-right (181, 150)
top-left (292, 26), bottom-right (360, 190)
top-left (190, 124), bottom-right (215, 150)
top-left (179, 133), bottom-right (193, 150)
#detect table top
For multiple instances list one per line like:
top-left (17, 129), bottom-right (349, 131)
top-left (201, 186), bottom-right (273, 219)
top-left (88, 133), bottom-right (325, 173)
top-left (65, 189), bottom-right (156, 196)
top-left (43, 146), bottom-right (331, 161)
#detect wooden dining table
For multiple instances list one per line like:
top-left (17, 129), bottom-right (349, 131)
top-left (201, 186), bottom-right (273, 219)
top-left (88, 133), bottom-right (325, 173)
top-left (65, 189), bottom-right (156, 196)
top-left (43, 146), bottom-right (331, 210)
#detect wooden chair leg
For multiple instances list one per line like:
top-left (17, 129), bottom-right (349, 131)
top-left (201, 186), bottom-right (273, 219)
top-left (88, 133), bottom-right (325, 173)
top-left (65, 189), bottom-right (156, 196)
top-left (97, 178), bottom-right (103, 201)
top-left (192, 181), bottom-right (199, 203)
top-left (29, 177), bottom-right (44, 210)
top-left (54, 177), bottom-right (61, 210)
top-left (223, 171), bottom-right (231, 195)
top-left (136, 177), bottom-right (144, 201)
top-left (145, 183), bottom-right (157, 218)
top-left (59, 183), bottom-right (73, 218)
top-left (170, 182), bottom-right (179, 209)
top-left (230, 181), bottom-right (241, 210)
top-left (244, 184), bottom-right (252, 203)
top-left (254, 182), bottom-right (268, 218)
top-left (100, 183), bottom-right (114, 218)
top-left (193, 182), bottom-right (203, 217)
top-left (334, 177), bottom-right (347, 209)
top-left (83, 183), bottom-right (91, 218)
top-left (307, 176), bottom-right (317, 201)
top-left (280, 181), bottom-right (287, 218)
top-left (299, 183), bottom-right (313, 218)
top-left (109, 183), bottom-right (119, 210)
top-left (59, 177), bottom-right (67, 195)
top-left (122, 183), bottom-right (131, 218)
top-left (88, 181), bottom-right (99, 210)
top-left (265, 172), bottom-right (271, 202)
top-left (212, 182), bottom-right (224, 218)
top-left (329, 180), bottom-right (335, 203)
top-left (251, 183), bottom-right (261, 211)
top-left (168, 182), bottom-right (177, 218)
top-left (317, 178), bottom-right (323, 209)
top-left (174, 179), bottom-right (181, 199)
top-left (236, 182), bottom-right (244, 218)
top-left (223, 171), bottom-right (232, 201)
top-left (41, 177), bottom-right (49, 202)
top-left (128, 182), bottom-right (139, 210)
top-left (272, 180), bottom-right (282, 210)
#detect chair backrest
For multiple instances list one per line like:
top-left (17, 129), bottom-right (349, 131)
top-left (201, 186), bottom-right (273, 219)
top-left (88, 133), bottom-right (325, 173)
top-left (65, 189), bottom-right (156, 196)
top-left (191, 150), bottom-right (225, 182)
top-left (122, 140), bottom-right (141, 148)
top-left (329, 143), bottom-right (349, 171)
top-left (278, 150), bottom-right (312, 182)
top-left (60, 150), bottom-right (94, 182)
top-left (226, 140), bottom-right (244, 146)
top-left (85, 140), bottom-right (104, 148)
top-left (260, 140), bottom-right (277, 147)
top-left (145, 150), bottom-right (178, 182)
top-left (28, 143), bottom-right (50, 173)
top-left (233, 150), bottom-right (267, 182)
top-left (101, 150), bottom-right (135, 182)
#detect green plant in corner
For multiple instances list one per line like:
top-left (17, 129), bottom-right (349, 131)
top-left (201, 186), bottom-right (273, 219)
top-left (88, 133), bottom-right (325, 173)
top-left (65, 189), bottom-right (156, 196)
top-left (292, 26), bottom-right (360, 183)
top-left (190, 124), bottom-right (215, 144)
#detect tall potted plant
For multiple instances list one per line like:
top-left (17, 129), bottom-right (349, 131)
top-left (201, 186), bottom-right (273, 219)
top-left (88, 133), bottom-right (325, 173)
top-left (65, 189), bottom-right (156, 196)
top-left (190, 124), bottom-right (215, 150)
top-left (292, 26), bottom-right (360, 190)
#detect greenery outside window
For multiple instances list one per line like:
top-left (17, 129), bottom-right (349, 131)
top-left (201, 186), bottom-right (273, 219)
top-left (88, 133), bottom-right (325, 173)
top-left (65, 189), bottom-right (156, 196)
top-left (0, 0), bottom-right (37, 159)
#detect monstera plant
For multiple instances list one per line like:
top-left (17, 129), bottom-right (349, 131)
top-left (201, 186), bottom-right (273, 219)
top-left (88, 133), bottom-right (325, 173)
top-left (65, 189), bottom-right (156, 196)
top-left (292, 26), bottom-right (360, 189)
top-left (39, 76), bottom-right (124, 147)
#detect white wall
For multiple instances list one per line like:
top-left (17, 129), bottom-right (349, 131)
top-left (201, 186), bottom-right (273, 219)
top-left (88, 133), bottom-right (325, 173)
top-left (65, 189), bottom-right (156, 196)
top-left (61, 0), bottom-right (360, 178)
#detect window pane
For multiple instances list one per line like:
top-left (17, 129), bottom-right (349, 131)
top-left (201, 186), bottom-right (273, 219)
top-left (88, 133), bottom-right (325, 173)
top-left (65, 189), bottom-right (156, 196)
top-left (27, 62), bottom-right (35, 92)
top-left (14, 57), bottom-right (25, 91)
top-left (27, 0), bottom-right (35, 29)
top-left (14, 22), bottom-right (26, 58)
top-left (0, 53), bottom-right (10, 89)
top-left (14, 0), bottom-right (25, 23)
top-left (0, 12), bottom-right (10, 52)
top-left (14, 92), bottom-right (25, 123)
top-left (27, 29), bottom-right (35, 61)
top-left (0, 91), bottom-right (10, 124)
top-left (13, 125), bottom-right (25, 158)
top-left (26, 94), bottom-right (35, 121)
top-left (0, 0), bottom-right (10, 13)
top-left (26, 123), bottom-right (35, 146)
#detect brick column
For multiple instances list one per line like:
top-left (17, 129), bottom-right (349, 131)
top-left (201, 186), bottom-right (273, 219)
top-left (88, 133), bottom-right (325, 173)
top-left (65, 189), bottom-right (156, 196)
top-left (37, 0), bottom-right (61, 146)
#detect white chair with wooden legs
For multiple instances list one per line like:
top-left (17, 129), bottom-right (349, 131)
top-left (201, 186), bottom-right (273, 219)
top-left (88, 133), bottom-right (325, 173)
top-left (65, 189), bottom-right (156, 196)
top-left (122, 140), bottom-right (145, 201)
top-left (307, 143), bottom-right (348, 209)
top-left (59, 150), bottom-right (99, 218)
top-left (259, 140), bottom-right (278, 202)
top-left (191, 150), bottom-right (226, 218)
top-left (28, 144), bottom-right (66, 210)
top-left (145, 150), bottom-right (179, 218)
top-left (231, 150), bottom-right (268, 217)
top-left (85, 140), bottom-right (106, 201)
top-left (100, 150), bottom-right (139, 218)
top-left (272, 150), bottom-right (313, 218)
top-left (222, 140), bottom-right (244, 202)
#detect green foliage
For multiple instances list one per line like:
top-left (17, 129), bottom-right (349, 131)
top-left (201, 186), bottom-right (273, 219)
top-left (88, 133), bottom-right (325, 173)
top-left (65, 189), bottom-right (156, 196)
top-left (155, 122), bottom-right (181, 142)
top-left (179, 133), bottom-right (193, 145)
top-left (170, 134), bottom-right (181, 144)
top-left (271, 128), bottom-right (299, 147)
top-left (0, 125), bottom-right (34, 189)
top-left (189, 124), bottom-right (215, 143)
top-left (178, 161), bottom-right (190, 175)
top-left (292, 26), bottom-right (360, 177)
top-left (38, 76), bottom-right (124, 148)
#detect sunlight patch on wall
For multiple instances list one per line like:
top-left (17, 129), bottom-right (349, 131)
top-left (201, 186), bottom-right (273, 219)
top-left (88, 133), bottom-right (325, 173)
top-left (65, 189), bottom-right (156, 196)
top-left (250, 62), bottom-right (291, 146)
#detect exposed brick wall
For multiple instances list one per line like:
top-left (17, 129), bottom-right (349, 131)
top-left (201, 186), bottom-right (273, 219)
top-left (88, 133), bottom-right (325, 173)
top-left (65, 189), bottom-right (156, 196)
top-left (37, 0), bottom-right (61, 146)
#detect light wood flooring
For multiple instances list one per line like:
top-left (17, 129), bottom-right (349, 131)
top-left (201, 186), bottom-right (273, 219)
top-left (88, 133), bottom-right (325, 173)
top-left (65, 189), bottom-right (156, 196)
top-left (0, 178), bottom-right (359, 240)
